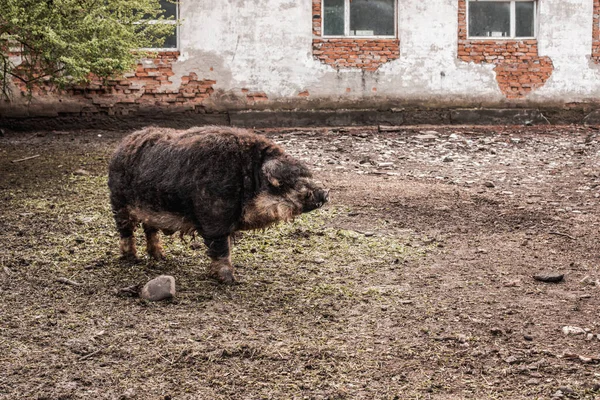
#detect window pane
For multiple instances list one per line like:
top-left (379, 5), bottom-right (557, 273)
top-left (162, 31), bottom-right (178, 48)
top-left (516, 1), bottom-right (535, 37)
top-left (468, 1), bottom-right (510, 37)
top-left (323, 0), bottom-right (345, 36)
top-left (350, 0), bottom-right (395, 36)
top-left (160, 0), bottom-right (177, 19)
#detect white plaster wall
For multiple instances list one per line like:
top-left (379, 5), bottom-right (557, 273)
top-left (174, 0), bottom-right (600, 106)
top-left (533, 0), bottom-right (600, 101)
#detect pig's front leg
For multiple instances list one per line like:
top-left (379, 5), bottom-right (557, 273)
top-left (203, 236), bottom-right (235, 284)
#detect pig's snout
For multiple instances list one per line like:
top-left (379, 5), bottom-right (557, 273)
top-left (302, 188), bottom-right (330, 213)
top-left (315, 188), bottom-right (330, 208)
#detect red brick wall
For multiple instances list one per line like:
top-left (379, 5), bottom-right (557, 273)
top-left (9, 52), bottom-right (216, 115)
top-left (312, 0), bottom-right (400, 71)
top-left (457, 0), bottom-right (553, 99)
top-left (593, 0), bottom-right (600, 62)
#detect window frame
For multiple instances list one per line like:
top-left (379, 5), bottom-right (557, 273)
top-left (139, 0), bottom-right (180, 51)
top-left (467, 0), bottom-right (537, 40)
top-left (321, 0), bottom-right (398, 39)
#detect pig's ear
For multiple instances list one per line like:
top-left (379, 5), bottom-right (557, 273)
top-left (262, 157), bottom-right (312, 189)
top-left (262, 159), bottom-right (282, 187)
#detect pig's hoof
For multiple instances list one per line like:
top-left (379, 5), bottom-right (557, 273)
top-left (119, 253), bottom-right (139, 262)
top-left (148, 250), bottom-right (166, 261)
top-left (209, 264), bottom-right (236, 284)
top-left (217, 269), bottom-right (235, 284)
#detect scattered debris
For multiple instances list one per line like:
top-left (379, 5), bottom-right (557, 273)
top-left (549, 231), bottom-right (577, 240)
top-left (56, 277), bottom-right (81, 286)
top-left (11, 154), bottom-right (40, 163)
top-left (73, 169), bottom-right (91, 176)
top-left (117, 285), bottom-right (140, 297)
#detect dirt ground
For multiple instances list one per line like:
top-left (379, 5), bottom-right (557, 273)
top-left (1, 124), bottom-right (599, 400)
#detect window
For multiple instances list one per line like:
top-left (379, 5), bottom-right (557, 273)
top-left (322, 0), bottom-right (396, 38)
top-left (147, 0), bottom-right (179, 49)
top-left (468, 0), bottom-right (536, 39)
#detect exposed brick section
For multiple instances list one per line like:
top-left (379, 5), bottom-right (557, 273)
top-left (457, 0), bottom-right (553, 99)
top-left (10, 52), bottom-right (216, 114)
top-left (592, 0), bottom-right (600, 62)
top-left (245, 91), bottom-right (268, 102)
top-left (312, 0), bottom-right (400, 71)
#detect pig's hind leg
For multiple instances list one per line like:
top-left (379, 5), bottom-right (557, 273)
top-left (203, 236), bottom-right (235, 284)
top-left (112, 206), bottom-right (138, 260)
top-left (143, 224), bottom-right (165, 260)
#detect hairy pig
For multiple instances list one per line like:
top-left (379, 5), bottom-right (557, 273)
top-left (108, 126), bottom-right (329, 283)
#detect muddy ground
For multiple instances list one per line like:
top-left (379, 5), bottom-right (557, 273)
top-left (1, 124), bottom-right (599, 400)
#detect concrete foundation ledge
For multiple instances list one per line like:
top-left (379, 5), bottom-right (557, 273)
top-left (0, 108), bottom-right (597, 131)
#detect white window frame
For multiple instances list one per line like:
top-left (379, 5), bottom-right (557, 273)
top-left (140, 1), bottom-right (179, 51)
top-left (321, 0), bottom-right (398, 39)
top-left (467, 0), bottom-right (537, 40)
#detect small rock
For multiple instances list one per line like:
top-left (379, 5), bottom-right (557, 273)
top-left (483, 181), bottom-right (495, 188)
top-left (121, 388), bottom-right (136, 400)
top-left (442, 156), bottom-right (454, 162)
top-left (0, 128), bottom-right (5, 137)
top-left (534, 272), bottom-right (564, 283)
top-left (363, 232), bottom-right (375, 237)
top-left (587, 333), bottom-right (595, 341)
top-left (552, 390), bottom-right (564, 398)
top-left (562, 326), bottom-right (586, 336)
top-left (505, 355), bottom-right (520, 364)
top-left (456, 334), bottom-right (468, 343)
top-left (490, 327), bottom-right (503, 336)
top-left (524, 334), bottom-right (534, 341)
top-left (558, 387), bottom-right (574, 395)
top-left (141, 275), bottom-right (176, 301)
top-left (314, 258), bottom-right (326, 264)
top-left (73, 169), bottom-right (91, 176)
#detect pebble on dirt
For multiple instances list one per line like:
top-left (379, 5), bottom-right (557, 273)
top-left (562, 326), bottom-right (586, 336)
top-left (533, 272), bottom-right (564, 283)
top-left (140, 275), bottom-right (176, 301)
top-left (73, 169), bottom-right (91, 176)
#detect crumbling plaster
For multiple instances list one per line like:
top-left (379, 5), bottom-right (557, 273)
top-left (179, 0), bottom-right (504, 107)
top-left (4, 0), bottom-right (600, 116)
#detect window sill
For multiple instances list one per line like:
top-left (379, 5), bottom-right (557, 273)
top-left (321, 36), bottom-right (397, 40)
top-left (466, 37), bottom-right (536, 41)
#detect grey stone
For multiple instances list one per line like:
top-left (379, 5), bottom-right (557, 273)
top-left (505, 355), bottom-right (520, 364)
top-left (562, 326), bottom-right (586, 336)
top-left (483, 181), bottom-right (495, 188)
top-left (73, 169), bottom-right (90, 176)
top-left (141, 275), bottom-right (176, 301)
top-left (534, 272), bottom-right (564, 283)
